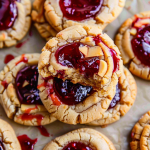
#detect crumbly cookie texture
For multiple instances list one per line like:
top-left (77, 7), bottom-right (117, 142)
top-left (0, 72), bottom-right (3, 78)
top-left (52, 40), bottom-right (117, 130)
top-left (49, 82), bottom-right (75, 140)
top-left (38, 25), bottom-right (123, 91)
top-left (0, 54), bottom-right (56, 126)
top-left (0, 0), bottom-right (31, 48)
top-left (31, 0), bottom-right (125, 40)
top-left (87, 67), bottom-right (137, 126)
top-left (0, 119), bottom-right (21, 150)
top-left (43, 128), bottom-right (116, 150)
top-left (130, 111), bottom-right (150, 150)
top-left (115, 11), bottom-right (150, 80)
top-left (38, 72), bottom-right (117, 124)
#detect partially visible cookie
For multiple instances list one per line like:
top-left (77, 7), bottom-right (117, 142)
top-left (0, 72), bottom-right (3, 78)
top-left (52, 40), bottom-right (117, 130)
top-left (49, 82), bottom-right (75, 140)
top-left (130, 111), bottom-right (150, 150)
top-left (38, 25), bottom-right (123, 91)
top-left (88, 67), bottom-right (137, 126)
top-left (0, 119), bottom-right (21, 150)
top-left (115, 11), bottom-right (150, 80)
top-left (43, 128), bottom-right (116, 150)
top-left (32, 0), bottom-right (125, 40)
top-left (0, 53), bottom-right (56, 126)
top-left (0, 0), bottom-right (31, 48)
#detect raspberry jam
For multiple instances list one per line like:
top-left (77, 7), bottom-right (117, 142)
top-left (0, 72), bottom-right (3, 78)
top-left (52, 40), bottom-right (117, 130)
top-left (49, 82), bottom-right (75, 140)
top-left (55, 43), bottom-right (100, 77)
top-left (59, 0), bottom-right (103, 21)
top-left (0, 141), bottom-right (5, 150)
top-left (37, 126), bottom-right (50, 137)
top-left (15, 65), bottom-right (43, 105)
top-left (4, 54), bottom-right (14, 64)
top-left (131, 25), bottom-right (150, 66)
top-left (108, 84), bottom-right (121, 109)
top-left (53, 78), bottom-right (93, 105)
top-left (0, 0), bottom-right (18, 31)
top-left (17, 134), bottom-right (37, 150)
top-left (63, 142), bottom-right (93, 150)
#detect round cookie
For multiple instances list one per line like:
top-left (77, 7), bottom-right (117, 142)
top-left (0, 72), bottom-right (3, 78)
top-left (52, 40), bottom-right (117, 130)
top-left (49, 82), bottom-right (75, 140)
top-left (0, 119), bottom-right (21, 150)
top-left (115, 11), bottom-right (150, 80)
top-left (0, 53), bottom-right (56, 126)
top-left (31, 0), bottom-right (125, 40)
top-left (38, 25), bottom-right (123, 91)
top-left (88, 67), bottom-right (137, 126)
top-left (130, 111), bottom-right (150, 150)
top-left (43, 128), bottom-right (116, 150)
top-left (0, 0), bottom-right (31, 48)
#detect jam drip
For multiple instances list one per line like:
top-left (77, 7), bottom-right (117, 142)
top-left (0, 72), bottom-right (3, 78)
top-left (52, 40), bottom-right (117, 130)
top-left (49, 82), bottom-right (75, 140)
top-left (15, 65), bottom-right (43, 105)
top-left (59, 0), bottom-right (103, 21)
top-left (4, 54), bottom-right (14, 64)
top-left (131, 25), bottom-right (150, 67)
top-left (0, 140), bottom-right (5, 150)
top-left (0, 0), bottom-right (18, 31)
top-left (53, 78), bottom-right (93, 105)
top-left (37, 126), bottom-right (50, 137)
top-left (108, 84), bottom-right (121, 109)
top-left (63, 142), bottom-right (93, 150)
top-left (17, 134), bottom-right (37, 150)
top-left (55, 42), bottom-right (100, 77)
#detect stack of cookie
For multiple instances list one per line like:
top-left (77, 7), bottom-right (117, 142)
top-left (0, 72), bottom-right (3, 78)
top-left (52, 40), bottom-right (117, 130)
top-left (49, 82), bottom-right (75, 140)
top-left (37, 24), bottom-right (137, 126)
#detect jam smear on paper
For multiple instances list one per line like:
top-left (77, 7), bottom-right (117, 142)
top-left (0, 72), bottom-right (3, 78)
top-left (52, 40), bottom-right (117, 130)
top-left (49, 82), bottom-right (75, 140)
top-left (4, 54), bottom-right (14, 64)
top-left (37, 126), bottom-right (50, 137)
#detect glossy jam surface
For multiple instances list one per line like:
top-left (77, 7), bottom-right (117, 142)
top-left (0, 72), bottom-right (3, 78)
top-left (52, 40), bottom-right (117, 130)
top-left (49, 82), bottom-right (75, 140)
top-left (63, 142), bottom-right (93, 150)
top-left (17, 134), bottom-right (37, 150)
top-left (108, 84), bottom-right (121, 109)
top-left (0, 141), bottom-right (5, 150)
top-left (55, 43), bottom-right (100, 77)
top-left (37, 126), bottom-right (50, 137)
top-left (15, 65), bottom-right (43, 105)
top-left (4, 54), bottom-right (14, 64)
top-left (0, 0), bottom-right (18, 31)
top-left (59, 0), bottom-right (103, 21)
top-left (15, 54), bottom-right (28, 65)
top-left (131, 25), bottom-right (150, 66)
top-left (53, 78), bottom-right (93, 105)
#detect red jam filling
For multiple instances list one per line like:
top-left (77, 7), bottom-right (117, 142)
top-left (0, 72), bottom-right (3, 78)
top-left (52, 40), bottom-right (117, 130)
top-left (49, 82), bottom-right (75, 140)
top-left (108, 83), bottom-right (121, 109)
top-left (4, 54), bottom-right (14, 64)
top-left (15, 54), bottom-right (28, 65)
top-left (1, 80), bottom-right (8, 89)
top-left (53, 77), bottom-right (93, 105)
top-left (63, 142), bottom-right (93, 150)
top-left (59, 0), bottom-right (103, 21)
top-left (15, 65), bottom-right (43, 105)
top-left (55, 43), bottom-right (100, 77)
top-left (131, 25), bottom-right (150, 66)
top-left (0, 141), bottom-right (5, 150)
top-left (37, 126), bottom-right (50, 137)
top-left (17, 134), bottom-right (37, 150)
top-left (0, 0), bottom-right (18, 31)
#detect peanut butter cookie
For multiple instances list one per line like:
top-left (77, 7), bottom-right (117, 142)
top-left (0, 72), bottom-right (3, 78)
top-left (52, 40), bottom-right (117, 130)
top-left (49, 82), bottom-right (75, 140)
top-left (43, 128), bottom-right (116, 150)
top-left (0, 119), bottom-right (21, 150)
top-left (115, 11), bottom-right (150, 80)
top-left (0, 53), bottom-right (56, 126)
top-left (32, 0), bottom-right (125, 40)
top-left (0, 0), bottom-right (31, 48)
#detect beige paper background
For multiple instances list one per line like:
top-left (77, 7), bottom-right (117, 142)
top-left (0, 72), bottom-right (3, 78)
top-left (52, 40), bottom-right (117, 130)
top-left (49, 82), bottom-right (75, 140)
top-left (0, 0), bottom-right (150, 149)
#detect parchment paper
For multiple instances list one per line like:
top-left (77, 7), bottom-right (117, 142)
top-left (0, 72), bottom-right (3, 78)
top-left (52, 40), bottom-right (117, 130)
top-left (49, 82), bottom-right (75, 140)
top-left (0, 0), bottom-right (149, 149)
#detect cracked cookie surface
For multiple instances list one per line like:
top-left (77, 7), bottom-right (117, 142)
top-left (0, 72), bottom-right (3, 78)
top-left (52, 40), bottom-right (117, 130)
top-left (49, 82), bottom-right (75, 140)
top-left (130, 111), bottom-right (150, 150)
top-left (38, 25), bottom-right (123, 91)
top-left (43, 128), bottom-right (116, 150)
top-left (88, 67), bottom-right (137, 126)
top-left (0, 119), bottom-right (21, 150)
top-left (115, 11), bottom-right (150, 80)
top-left (0, 0), bottom-right (31, 48)
top-left (31, 0), bottom-right (125, 40)
top-left (0, 53), bottom-right (56, 126)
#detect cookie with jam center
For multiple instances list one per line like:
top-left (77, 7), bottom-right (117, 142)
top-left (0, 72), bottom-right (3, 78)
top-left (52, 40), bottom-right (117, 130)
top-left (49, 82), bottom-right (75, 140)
top-left (88, 67), bottom-right (137, 126)
top-left (43, 128), bottom-right (116, 150)
top-left (0, 53), bottom-right (56, 126)
top-left (115, 11), bottom-right (150, 80)
top-left (0, 119), bottom-right (21, 150)
top-left (31, 0), bottom-right (125, 40)
top-left (0, 0), bottom-right (31, 48)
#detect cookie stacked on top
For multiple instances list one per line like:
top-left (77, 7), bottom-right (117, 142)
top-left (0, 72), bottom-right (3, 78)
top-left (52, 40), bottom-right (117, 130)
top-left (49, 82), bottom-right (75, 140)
top-left (37, 24), bottom-right (137, 125)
